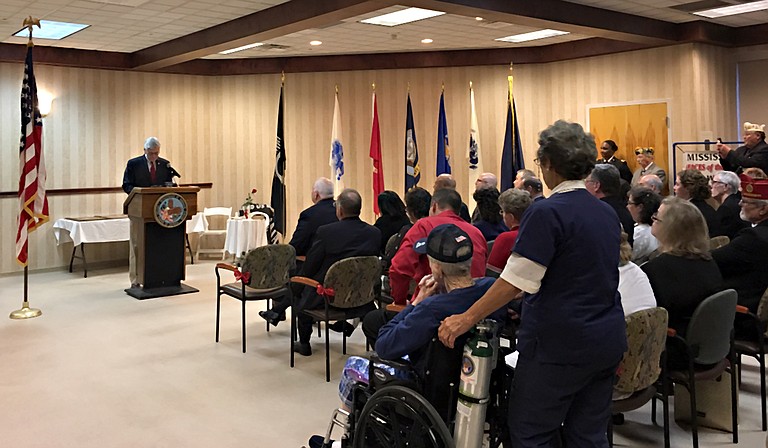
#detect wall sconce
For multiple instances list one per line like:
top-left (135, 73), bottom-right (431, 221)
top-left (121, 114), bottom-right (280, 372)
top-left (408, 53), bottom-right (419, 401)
top-left (37, 89), bottom-right (53, 117)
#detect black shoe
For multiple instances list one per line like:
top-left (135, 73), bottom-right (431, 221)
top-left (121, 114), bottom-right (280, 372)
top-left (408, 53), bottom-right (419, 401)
top-left (293, 342), bottom-right (312, 356)
top-left (329, 321), bottom-right (355, 337)
top-left (259, 310), bottom-right (285, 326)
top-left (308, 435), bottom-right (335, 448)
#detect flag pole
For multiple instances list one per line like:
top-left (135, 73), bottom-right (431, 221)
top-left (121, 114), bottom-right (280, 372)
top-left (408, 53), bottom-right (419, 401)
top-left (11, 16), bottom-right (42, 320)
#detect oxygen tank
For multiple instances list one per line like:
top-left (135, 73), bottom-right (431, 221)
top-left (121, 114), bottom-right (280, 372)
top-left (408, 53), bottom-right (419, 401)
top-left (454, 319), bottom-right (498, 447)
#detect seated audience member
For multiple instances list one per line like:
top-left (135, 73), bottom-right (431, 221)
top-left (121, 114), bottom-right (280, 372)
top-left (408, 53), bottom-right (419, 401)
top-left (641, 197), bottom-right (723, 369)
top-left (522, 177), bottom-right (545, 202)
top-left (618, 232), bottom-right (656, 316)
top-left (434, 174), bottom-right (471, 222)
top-left (745, 167), bottom-right (768, 179)
top-left (638, 173), bottom-right (663, 194)
top-left (586, 164), bottom-right (635, 244)
top-left (711, 174), bottom-right (768, 313)
top-left (289, 177), bottom-right (337, 257)
top-left (387, 189), bottom-right (487, 307)
top-left (513, 168), bottom-right (536, 189)
top-left (308, 224), bottom-right (506, 448)
top-left (373, 191), bottom-right (410, 255)
top-left (487, 189), bottom-right (532, 272)
top-left (472, 187), bottom-right (508, 241)
top-left (626, 186), bottom-right (661, 264)
top-left (631, 147), bottom-right (666, 186)
top-left (260, 189), bottom-right (380, 356)
top-left (674, 169), bottom-right (721, 237)
top-left (717, 121), bottom-right (768, 175)
top-left (381, 187), bottom-right (431, 271)
top-left (471, 172), bottom-right (498, 222)
top-left (711, 170), bottom-right (749, 239)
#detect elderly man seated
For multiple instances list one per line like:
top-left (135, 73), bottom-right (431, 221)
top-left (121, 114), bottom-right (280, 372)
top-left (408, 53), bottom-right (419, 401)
top-left (307, 223), bottom-right (505, 448)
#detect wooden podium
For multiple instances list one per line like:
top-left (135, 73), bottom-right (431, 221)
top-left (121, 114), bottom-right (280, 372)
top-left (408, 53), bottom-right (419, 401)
top-left (123, 186), bottom-right (200, 299)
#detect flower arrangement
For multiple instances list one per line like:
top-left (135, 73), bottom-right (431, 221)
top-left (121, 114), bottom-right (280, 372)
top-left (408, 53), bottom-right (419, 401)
top-left (241, 188), bottom-right (257, 217)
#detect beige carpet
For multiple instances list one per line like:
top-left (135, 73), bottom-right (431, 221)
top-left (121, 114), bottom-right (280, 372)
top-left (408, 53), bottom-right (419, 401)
top-left (0, 260), bottom-right (765, 447)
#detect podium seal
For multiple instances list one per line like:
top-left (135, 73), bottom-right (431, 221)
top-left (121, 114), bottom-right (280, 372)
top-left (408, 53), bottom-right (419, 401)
top-left (153, 193), bottom-right (188, 228)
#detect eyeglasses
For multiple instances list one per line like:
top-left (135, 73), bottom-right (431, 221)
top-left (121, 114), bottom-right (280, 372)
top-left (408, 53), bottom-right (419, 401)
top-left (651, 213), bottom-right (662, 223)
top-left (711, 180), bottom-right (724, 186)
top-left (627, 201), bottom-right (639, 206)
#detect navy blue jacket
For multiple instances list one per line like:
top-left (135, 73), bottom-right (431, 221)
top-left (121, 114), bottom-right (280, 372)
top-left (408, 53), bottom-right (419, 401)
top-left (289, 198), bottom-right (338, 256)
top-left (122, 155), bottom-right (173, 193)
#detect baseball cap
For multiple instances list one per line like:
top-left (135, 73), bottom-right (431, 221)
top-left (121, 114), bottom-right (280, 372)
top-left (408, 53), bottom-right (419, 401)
top-left (413, 223), bottom-right (473, 263)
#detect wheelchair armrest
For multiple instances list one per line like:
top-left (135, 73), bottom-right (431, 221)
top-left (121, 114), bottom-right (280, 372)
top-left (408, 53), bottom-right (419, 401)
top-left (368, 354), bottom-right (420, 390)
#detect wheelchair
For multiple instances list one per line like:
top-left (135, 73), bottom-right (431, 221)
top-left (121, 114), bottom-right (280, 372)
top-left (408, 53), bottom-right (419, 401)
top-left (315, 323), bottom-right (516, 448)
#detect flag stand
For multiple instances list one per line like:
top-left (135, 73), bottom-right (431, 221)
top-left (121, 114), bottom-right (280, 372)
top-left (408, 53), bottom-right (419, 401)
top-left (11, 16), bottom-right (43, 320)
top-left (10, 267), bottom-right (41, 320)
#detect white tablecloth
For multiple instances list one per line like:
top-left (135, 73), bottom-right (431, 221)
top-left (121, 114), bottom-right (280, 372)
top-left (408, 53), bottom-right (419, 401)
top-left (53, 213), bottom-right (206, 247)
top-left (53, 218), bottom-right (130, 247)
top-left (224, 217), bottom-right (268, 256)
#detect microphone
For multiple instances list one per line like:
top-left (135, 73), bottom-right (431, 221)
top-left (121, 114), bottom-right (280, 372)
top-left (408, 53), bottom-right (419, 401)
top-left (166, 163), bottom-right (182, 178)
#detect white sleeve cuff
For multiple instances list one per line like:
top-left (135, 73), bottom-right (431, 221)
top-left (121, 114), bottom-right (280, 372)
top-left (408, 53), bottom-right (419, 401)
top-left (499, 253), bottom-right (547, 294)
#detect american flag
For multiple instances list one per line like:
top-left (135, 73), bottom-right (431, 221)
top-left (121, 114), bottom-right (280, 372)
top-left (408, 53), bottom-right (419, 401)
top-left (16, 45), bottom-right (49, 266)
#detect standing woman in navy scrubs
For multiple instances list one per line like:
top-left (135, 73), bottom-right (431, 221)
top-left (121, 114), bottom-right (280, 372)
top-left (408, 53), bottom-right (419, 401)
top-left (439, 120), bottom-right (627, 448)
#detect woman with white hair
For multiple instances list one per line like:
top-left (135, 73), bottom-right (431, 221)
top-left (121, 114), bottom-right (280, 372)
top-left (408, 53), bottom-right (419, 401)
top-left (712, 170), bottom-right (749, 239)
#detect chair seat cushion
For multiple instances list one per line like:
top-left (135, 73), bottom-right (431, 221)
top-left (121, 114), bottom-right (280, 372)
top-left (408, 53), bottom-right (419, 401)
top-left (612, 385), bottom-right (657, 413)
top-left (734, 340), bottom-right (760, 355)
top-left (302, 304), bottom-right (374, 322)
top-left (220, 283), bottom-right (288, 300)
top-left (668, 359), bottom-right (729, 384)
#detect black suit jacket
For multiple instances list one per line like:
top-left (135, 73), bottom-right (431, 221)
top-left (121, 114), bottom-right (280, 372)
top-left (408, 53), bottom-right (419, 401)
top-left (721, 140), bottom-right (768, 175)
top-left (601, 195), bottom-right (634, 245)
top-left (712, 221), bottom-right (768, 313)
top-left (599, 157), bottom-right (633, 184)
top-left (298, 217), bottom-right (381, 310)
top-left (122, 155), bottom-right (174, 193)
top-left (288, 198), bottom-right (338, 256)
top-left (691, 198), bottom-right (721, 238)
top-left (715, 193), bottom-right (749, 239)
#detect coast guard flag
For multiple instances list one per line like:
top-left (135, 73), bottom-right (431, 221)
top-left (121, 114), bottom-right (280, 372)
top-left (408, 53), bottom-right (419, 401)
top-left (468, 83), bottom-right (483, 208)
top-left (330, 91), bottom-right (344, 195)
top-left (16, 45), bottom-right (49, 266)
top-left (370, 92), bottom-right (384, 215)
top-left (404, 93), bottom-right (420, 191)
top-left (436, 91), bottom-right (451, 175)
top-left (500, 76), bottom-right (525, 191)
top-left (270, 83), bottom-right (286, 236)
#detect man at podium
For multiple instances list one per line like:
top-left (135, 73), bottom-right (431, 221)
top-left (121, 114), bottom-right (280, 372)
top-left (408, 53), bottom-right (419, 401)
top-left (122, 137), bottom-right (176, 287)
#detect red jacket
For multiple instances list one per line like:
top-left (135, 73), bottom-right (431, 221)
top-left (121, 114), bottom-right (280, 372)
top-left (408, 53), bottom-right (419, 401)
top-left (389, 210), bottom-right (488, 305)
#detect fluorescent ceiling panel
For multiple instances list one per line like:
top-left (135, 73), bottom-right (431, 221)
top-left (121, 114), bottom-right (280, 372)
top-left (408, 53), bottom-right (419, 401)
top-left (360, 7), bottom-right (445, 27)
top-left (219, 43), bottom-right (264, 54)
top-left (495, 29), bottom-right (569, 43)
top-left (693, 0), bottom-right (768, 18)
top-left (14, 20), bottom-right (89, 40)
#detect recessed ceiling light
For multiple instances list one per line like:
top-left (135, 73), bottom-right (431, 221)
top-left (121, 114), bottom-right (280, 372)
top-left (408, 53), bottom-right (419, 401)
top-left (475, 17), bottom-right (484, 21)
top-left (360, 7), bottom-right (445, 27)
top-left (495, 29), bottom-right (569, 43)
top-left (13, 19), bottom-right (89, 40)
top-left (219, 42), bottom-right (264, 55)
top-left (421, 38), bottom-right (433, 44)
top-left (693, 0), bottom-right (768, 18)
top-left (310, 40), bottom-right (322, 46)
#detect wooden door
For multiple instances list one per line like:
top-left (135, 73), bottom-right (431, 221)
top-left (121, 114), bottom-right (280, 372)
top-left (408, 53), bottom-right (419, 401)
top-left (589, 102), bottom-right (669, 185)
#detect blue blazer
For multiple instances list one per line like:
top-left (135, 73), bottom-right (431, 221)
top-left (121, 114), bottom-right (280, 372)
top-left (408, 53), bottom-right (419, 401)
top-left (122, 155), bottom-right (173, 193)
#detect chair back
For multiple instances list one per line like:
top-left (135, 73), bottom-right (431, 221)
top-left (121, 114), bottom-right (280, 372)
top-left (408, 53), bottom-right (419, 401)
top-left (241, 244), bottom-right (296, 289)
top-left (614, 307), bottom-right (668, 395)
top-left (755, 287), bottom-right (768, 338)
top-left (685, 289), bottom-right (737, 365)
top-left (709, 235), bottom-right (730, 250)
top-left (203, 207), bottom-right (232, 231)
top-left (324, 256), bottom-right (380, 309)
top-left (486, 239), bottom-right (495, 260)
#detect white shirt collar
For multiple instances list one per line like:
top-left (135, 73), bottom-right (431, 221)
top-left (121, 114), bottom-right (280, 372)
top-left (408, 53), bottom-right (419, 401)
top-left (550, 180), bottom-right (586, 195)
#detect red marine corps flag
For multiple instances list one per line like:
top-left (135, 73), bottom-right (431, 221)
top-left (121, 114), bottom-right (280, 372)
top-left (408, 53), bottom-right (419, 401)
top-left (16, 42), bottom-right (49, 266)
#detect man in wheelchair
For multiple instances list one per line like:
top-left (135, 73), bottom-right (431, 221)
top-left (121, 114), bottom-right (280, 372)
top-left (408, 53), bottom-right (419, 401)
top-left (308, 223), bottom-right (508, 448)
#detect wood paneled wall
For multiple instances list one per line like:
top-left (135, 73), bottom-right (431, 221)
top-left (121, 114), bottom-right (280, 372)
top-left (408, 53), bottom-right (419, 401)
top-left (0, 43), bottom-right (736, 275)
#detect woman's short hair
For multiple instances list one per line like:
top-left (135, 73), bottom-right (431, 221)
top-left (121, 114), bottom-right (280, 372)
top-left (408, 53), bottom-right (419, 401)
top-left (377, 190), bottom-right (406, 218)
top-left (405, 187), bottom-right (431, 221)
top-left (472, 187), bottom-right (503, 224)
top-left (677, 169), bottom-right (712, 201)
top-left (536, 120), bottom-right (597, 180)
top-left (655, 197), bottom-right (711, 260)
top-left (628, 186), bottom-right (662, 225)
top-left (498, 188), bottom-right (532, 221)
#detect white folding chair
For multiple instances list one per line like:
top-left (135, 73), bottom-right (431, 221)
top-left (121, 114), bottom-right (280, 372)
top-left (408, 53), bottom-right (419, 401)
top-left (196, 207), bottom-right (232, 260)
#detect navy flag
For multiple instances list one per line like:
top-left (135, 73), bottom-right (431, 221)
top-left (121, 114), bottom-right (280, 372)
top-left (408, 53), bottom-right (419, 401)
top-left (500, 100), bottom-right (525, 191)
top-left (436, 90), bottom-right (451, 175)
top-left (405, 93), bottom-right (420, 191)
top-left (270, 84), bottom-right (286, 236)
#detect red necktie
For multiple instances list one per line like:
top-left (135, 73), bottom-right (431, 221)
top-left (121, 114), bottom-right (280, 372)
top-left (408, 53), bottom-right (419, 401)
top-left (150, 161), bottom-right (156, 184)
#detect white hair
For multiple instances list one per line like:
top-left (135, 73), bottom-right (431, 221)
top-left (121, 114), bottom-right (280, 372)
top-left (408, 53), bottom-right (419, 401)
top-left (313, 177), bottom-right (334, 199)
top-left (144, 137), bottom-right (161, 150)
top-left (715, 171), bottom-right (740, 195)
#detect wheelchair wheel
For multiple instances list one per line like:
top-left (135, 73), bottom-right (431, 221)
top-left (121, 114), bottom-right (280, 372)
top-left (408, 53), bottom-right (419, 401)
top-left (352, 385), bottom-right (455, 448)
